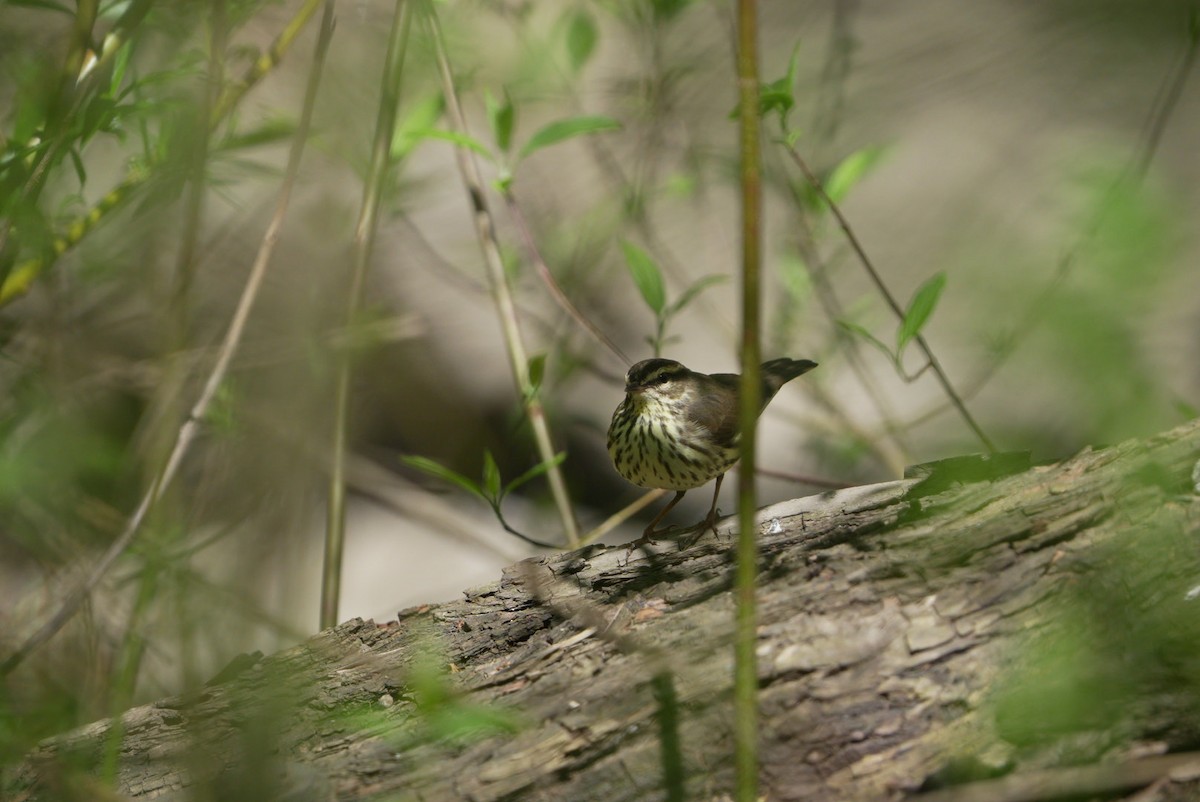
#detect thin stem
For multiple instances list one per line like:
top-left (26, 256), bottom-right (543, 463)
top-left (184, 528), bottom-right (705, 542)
top-left (0, 0), bottom-right (337, 677)
top-left (734, 0), bottom-right (762, 798)
top-left (422, 0), bottom-right (579, 547)
top-left (782, 141), bottom-right (997, 454)
top-left (322, 0), bottom-right (414, 631)
top-left (501, 189), bottom-right (629, 366)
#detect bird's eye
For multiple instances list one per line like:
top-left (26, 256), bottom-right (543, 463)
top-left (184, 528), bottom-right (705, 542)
top-left (650, 372), bottom-right (670, 385)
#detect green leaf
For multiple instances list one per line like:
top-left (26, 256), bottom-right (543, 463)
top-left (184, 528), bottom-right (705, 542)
top-left (485, 89), bottom-right (515, 154)
top-left (824, 145), bottom-right (890, 204)
top-left (109, 38), bottom-right (132, 95)
top-left (416, 129), bottom-right (496, 162)
top-left (400, 455), bottom-right (483, 498)
top-left (758, 76), bottom-right (794, 120)
top-left (218, 118), bottom-right (299, 151)
top-left (837, 320), bottom-right (895, 362)
top-left (503, 451), bottom-right (567, 498)
top-left (482, 450), bottom-right (502, 501)
top-left (620, 240), bottom-right (666, 315)
top-left (897, 272), bottom-right (947, 352)
top-left (777, 253), bottom-right (811, 302)
top-left (666, 274), bottom-right (727, 317)
top-left (527, 353), bottom-right (546, 392)
top-left (518, 115), bottom-right (620, 160)
top-left (392, 95), bottom-right (446, 160)
top-left (565, 9), bottom-right (598, 72)
top-left (651, 0), bottom-right (693, 21)
top-left (68, 147), bottom-right (87, 187)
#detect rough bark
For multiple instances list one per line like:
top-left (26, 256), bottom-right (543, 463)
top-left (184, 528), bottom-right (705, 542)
top-left (8, 419), bottom-right (1200, 802)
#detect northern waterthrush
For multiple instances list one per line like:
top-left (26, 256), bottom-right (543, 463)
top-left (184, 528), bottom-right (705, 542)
top-left (607, 357), bottom-right (818, 542)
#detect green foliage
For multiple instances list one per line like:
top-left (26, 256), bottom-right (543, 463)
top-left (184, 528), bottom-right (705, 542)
top-left (896, 272), bottom-right (946, 354)
top-left (620, 239), bottom-right (665, 314)
top-left (563, 8), bottom-right (599, 73)
top-left (620, 239), bottom-right (728, 356)
top-left (836, 272), bottom-right (947, 380)
top-left (991, 490), bottom-right (1200, 749)
top-left (407, 652), bottom-right (523, 743)
top-left (823, 145), bottom-right (890, 205)
top-left (400, 450), bottom-right (568, 535)
top-left (485, 89), bottom-right (516, 155)
top-left (517, 115), bottom-right (621, 161)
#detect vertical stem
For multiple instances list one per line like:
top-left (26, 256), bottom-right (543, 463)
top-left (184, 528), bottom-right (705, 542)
top-left (423, 1), bottom-right (579, 547)
top-left (322, 0), bottom-right (411, 630)
top-left (734, 0), bottom-right (762, 799)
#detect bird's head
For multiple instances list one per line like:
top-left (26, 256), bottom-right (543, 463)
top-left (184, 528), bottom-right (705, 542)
top-left (624, 358), bottom-right (692, 403)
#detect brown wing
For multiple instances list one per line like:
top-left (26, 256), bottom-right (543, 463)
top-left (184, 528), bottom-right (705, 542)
top-left (690, 373), bottom-right (741, 449)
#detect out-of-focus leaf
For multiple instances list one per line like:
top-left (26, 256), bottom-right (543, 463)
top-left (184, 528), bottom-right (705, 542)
top-left (777, 253), bottom-right (811, 302)
top-left (7, 0), bottom-right (72, 12)
top-left (400, 455), bottom-right (483, 498)
top-left (565, 9), bottom-right (598, 72)
top-left (824, 145), bottom-right (889, 204)
top-left (651, 0), bottom-right (693, 21)
top-left (68, 147), bottom-right (87, 187)
top-left (837, 320), bottom-right (894, 362)
top-left (485, 89), bottom-right (515, 154)
top-left (416, 128), bottom-right (495, 162)
top-left (504, 451), bottom-right (567, 497)
top-left (518, 115), bottom-right (620, 160)
top-left (391, 95), bottom-right (445, 160)
top-left (527, 353), bottom-right (546, 392)
top-left (218, 118), bottom-right (299, 151)
top-left (897, 272), bottom-right (946, 352)
top-left (667, 274), bottom-right (727, 317)
top-left (620, 239), bottom-right (665, 315)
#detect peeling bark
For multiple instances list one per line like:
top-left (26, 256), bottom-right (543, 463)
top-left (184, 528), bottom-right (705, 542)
top-left (8, 419), bottom-right (1200, 801)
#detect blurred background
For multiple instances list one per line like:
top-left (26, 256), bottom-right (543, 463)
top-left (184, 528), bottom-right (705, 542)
top-left (0, 0), bottom-right (1197, 755)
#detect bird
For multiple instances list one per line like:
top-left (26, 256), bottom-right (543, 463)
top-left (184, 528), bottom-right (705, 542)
top-left (607, 356), bottom-right (818, 543)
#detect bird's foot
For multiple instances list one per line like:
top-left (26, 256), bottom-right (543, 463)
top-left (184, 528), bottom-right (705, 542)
top-left (678, 509), bottom-right (722, 550)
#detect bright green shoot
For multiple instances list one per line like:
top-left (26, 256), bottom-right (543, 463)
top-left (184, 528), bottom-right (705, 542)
top-left (620, 240), bottom-right (728, 357)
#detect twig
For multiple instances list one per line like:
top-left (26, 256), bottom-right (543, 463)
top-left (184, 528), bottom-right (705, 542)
top-left (781, 141), bottom-right (997, 455)
top-left (421, 0), bottom-right (580, 547)
top-left (577, 489), bottom-right (667, 547)
top-left (501, 189), bottom-right (630, 366)
top-left (0, 0), bottom-right (336, 678)
top-left (322, 0), bottom-right (411, 630)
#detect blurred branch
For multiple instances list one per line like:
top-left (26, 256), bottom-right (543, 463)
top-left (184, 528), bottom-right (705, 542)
top-left (501, 189), bottom-right (630, 366)
top-left (0, 0), bottom-right (338, 678)
top-left (422, 0), bottom-right (580, 547)
top-left (577, 488), bottom-right (667, 547)
top-left (784, 179), bottom-right (910, 475)
top-left (322, 0), bottom-right (412, 631)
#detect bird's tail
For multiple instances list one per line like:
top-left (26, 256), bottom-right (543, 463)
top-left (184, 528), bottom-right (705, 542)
top-left (761, 358), bottom-right (818, 400)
